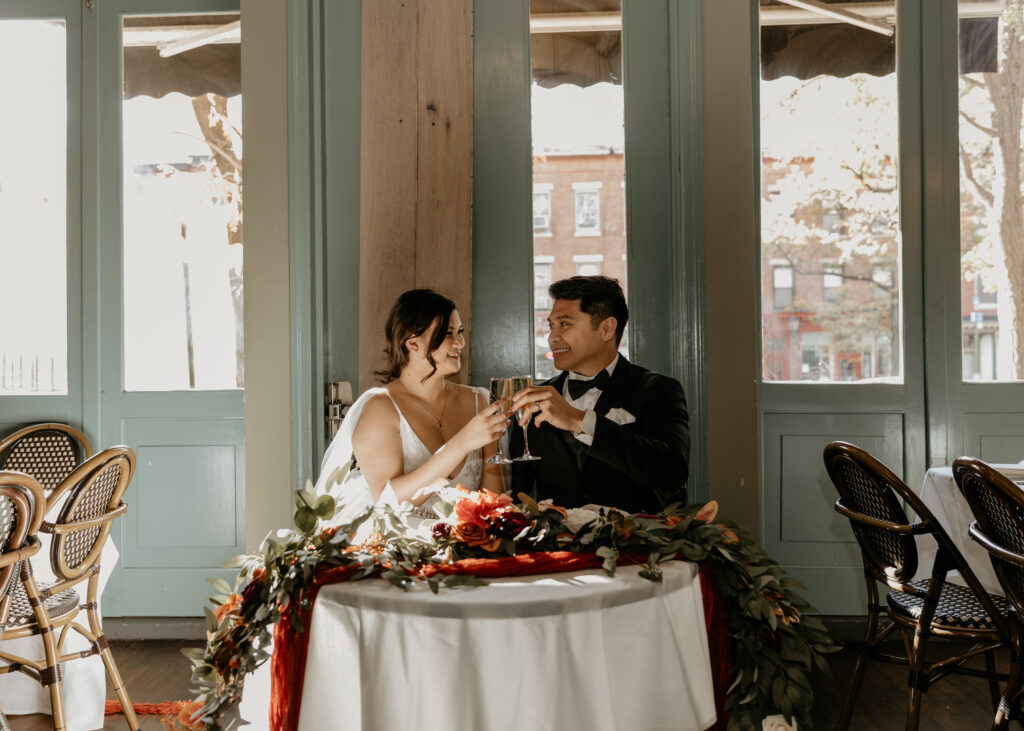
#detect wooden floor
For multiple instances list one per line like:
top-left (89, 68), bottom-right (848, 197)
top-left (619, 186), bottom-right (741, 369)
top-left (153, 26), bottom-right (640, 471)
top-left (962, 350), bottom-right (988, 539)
top-left (4, 638), bottom-right (1024, 729)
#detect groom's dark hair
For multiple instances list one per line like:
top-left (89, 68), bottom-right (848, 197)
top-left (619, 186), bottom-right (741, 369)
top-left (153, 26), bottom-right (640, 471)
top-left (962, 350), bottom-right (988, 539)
top-left (549, 275), bottom-right (628, 346)
top-left (376, 289), bottom-right (457, 383)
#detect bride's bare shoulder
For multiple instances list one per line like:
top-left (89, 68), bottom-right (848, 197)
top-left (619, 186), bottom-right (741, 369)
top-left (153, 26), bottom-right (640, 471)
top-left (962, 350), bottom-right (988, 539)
top-left (450, 382), bottom-right (486, 406)
top-left (354, 391), bottom-right (400, 430)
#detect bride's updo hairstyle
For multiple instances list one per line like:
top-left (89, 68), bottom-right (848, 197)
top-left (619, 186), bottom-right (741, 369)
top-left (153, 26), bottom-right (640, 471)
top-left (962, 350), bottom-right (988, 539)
top-left (375, 288), bottom-right (457, 383)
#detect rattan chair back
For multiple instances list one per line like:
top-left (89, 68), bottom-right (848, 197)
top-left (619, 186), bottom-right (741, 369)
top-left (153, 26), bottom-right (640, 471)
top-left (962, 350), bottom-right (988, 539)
top-left (0, 424), bottom-right (93, 496)
top-left (0, 471), bottom-right (44, 620)
top-left (824, 440), bottom-right (933, 583)
top-left (953, 457), bottom-right (1024, 612)
top-left (45, 446), bottom-right (133, 582)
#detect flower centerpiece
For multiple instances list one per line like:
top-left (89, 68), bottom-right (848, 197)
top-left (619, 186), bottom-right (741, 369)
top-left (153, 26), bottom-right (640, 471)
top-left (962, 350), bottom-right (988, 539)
top-left (167, 473), bottom-right (836, 731)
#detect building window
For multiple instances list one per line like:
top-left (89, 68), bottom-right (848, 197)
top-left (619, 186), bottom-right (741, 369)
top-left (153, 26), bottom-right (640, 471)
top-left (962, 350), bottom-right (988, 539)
top-left (533, 257), bottom-right (554, 310)
top-left (773, 265), bottom-right (794, 310)
top-left (573, 254), bottom-right (603, 276)
top-left (823, 265), bottom-right (842, 302)
top-left (872, 265), bottom-right (893, 298)
top-left (572, 181), bottom-right (602, 236)
top-left (533, 182), bottom-right (553, 235)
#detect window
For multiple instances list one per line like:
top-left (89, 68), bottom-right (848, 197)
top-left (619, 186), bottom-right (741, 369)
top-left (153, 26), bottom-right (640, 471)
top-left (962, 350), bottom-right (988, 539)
top-left (533, 257), bottom-right (553, 310)
top-left (823, 265), bottom-right (842, 302)
top-left (530, 0), bottom-right (626, 379)
top-left (0, 20), bottom-right (68, 394)
top-left (573, 254), bottom-right (603, 276)
top-left (760, 11), bottom-right (902, 383)
top-left (573, 182), bottom-right (602, 236)
top-left (959, 4), bottom-right (1022, 381)
top-left (121, 13), bottom-right (244, 391)
top-left (533, 183), bottom-right (552, 234)
top-left (772, 265), bottom-right (794, 310)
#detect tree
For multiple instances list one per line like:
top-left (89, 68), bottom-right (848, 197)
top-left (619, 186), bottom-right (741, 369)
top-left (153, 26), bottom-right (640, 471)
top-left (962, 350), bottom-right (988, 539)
top-left (959, 1), bottom-right (1024, 380)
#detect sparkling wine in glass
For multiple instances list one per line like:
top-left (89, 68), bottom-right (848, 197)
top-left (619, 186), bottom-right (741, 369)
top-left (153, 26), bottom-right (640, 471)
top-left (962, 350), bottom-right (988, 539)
top-left (486, 377), bottom-right (513, 464)
top-left (510, 375), bottom-right (541, 462)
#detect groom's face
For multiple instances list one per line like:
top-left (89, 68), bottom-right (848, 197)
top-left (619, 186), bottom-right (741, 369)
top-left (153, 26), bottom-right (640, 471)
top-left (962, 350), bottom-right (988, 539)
top-left (547, 298), bottom-right (616, 376)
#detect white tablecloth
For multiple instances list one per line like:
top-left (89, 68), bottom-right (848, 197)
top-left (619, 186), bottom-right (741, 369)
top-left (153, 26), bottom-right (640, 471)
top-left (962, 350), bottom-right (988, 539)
top-left (242, 562), bottom-right (717, 731)
top-left (916, 463), bottom-right (1024, 595)
top-left (0, 529), bottom-right (117, 731)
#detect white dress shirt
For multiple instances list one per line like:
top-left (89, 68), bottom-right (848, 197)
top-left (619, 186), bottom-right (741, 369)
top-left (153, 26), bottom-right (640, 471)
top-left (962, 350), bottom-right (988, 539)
top-left (563, 355), bottom-right (619, 446)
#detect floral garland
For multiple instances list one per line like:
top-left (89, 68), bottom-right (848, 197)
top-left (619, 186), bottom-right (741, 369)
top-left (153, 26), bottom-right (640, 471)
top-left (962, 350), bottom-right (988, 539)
top-left (167, 478), bottom-right (837, 731)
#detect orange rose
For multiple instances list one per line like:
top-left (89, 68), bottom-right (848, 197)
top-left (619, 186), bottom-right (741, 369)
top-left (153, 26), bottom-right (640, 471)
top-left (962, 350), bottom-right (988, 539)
top-left (452, 521), bottom-right (490, 545)
top-left (665, 516), bottom-right (682, 527)
top-left (716, 525), bottom-right (739, 544)
top-left (213, 594), bottom-right (242, 625)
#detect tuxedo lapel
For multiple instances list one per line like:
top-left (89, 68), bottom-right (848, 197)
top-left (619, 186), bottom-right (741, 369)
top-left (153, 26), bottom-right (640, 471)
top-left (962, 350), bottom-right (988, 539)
top-left (593, 357), bottom-right (634, 415)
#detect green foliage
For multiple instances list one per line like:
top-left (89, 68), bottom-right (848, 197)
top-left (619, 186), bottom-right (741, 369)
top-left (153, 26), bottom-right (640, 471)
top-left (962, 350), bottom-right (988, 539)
top-left (167, 479), bottom-right (837, 730)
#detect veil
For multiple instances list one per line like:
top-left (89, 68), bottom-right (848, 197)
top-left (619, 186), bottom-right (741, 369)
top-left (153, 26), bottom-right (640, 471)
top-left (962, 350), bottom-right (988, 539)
top-left (314, 387), bottom-right (387, 526)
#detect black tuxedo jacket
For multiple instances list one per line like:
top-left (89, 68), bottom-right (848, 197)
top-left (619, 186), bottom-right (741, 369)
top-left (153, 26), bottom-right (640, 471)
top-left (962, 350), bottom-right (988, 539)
top-left (510, 357), bottom-right (690, 513)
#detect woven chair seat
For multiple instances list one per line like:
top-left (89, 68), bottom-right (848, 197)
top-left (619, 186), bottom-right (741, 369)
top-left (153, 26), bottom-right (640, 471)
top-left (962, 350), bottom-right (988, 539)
top-left (4, 578), bottom-right (79, 629)
top-left (888, 579), bottom-right (1009, 631)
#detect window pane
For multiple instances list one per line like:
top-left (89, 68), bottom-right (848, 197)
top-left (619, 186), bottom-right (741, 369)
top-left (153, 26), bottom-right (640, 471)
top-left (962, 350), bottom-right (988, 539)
top-left (760, 4), bottom-right (902, 383)
top-left (530, 0), bottom-right (625, 380)
top-left (958, 1), bottom-right (1024, 381)
top-left (0, 20), bottom-right (67, 395)
top-left (122, 14), bottom-right (243, 391)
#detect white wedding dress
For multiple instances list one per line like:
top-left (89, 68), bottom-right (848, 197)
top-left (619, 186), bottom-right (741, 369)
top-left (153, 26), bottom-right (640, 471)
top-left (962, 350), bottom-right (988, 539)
top-left (314, 386), bottom-right (485, 527)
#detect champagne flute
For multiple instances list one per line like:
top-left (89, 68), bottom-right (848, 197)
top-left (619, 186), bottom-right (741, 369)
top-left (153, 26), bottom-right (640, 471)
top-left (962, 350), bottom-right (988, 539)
top-left (510, 375), bottom-right (541, 462)
top-left (486, 377), bottom-right (513, 464)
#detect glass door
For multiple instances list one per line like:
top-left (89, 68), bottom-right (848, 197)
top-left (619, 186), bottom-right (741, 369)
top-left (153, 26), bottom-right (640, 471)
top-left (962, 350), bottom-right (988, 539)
top-left (99, 2), bottom-right (244, 616)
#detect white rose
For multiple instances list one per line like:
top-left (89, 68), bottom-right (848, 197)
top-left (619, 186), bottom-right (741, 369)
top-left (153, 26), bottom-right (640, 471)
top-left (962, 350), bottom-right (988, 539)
top-left (762, 714), bottom-right (797, 731)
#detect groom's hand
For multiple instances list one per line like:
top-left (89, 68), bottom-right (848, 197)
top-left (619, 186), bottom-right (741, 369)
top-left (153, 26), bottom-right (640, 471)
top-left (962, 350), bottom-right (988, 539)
top-left (513, 386), bottom-right (585, 434)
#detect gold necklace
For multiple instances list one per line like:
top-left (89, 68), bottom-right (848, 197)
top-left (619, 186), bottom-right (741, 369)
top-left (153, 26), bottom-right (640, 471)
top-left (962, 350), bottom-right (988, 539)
top-left (401, 380), bottom-right (449, 429)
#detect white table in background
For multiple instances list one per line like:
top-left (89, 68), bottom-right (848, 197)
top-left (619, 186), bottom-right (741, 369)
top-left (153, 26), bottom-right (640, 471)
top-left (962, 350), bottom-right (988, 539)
top-left (242, 562), bottom-right (717, 731)
top-left (916, 463), bottom-right (1024, 595)
top-left (0, 531), bottom-right (117, 731)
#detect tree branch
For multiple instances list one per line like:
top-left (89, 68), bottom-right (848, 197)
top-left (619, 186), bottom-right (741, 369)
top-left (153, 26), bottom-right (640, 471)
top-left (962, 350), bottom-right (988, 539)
top-left (960, 109), bottom-right (997, 138)
top-left (959, 142), bottom-right (995, 208)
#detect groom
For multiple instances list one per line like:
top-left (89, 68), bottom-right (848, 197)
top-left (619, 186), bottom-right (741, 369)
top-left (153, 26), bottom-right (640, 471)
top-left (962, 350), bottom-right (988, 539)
top-left (510, 276), bottom-right (690, 513)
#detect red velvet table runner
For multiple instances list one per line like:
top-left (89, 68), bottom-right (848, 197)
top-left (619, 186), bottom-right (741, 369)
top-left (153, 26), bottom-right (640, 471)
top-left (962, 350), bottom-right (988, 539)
top-left (269, 552), bottom-right (730, 731)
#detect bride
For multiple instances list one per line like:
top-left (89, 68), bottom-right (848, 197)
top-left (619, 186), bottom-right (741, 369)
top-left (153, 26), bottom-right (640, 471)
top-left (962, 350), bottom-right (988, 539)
top-left (315, 289), bottom-right (508, 525)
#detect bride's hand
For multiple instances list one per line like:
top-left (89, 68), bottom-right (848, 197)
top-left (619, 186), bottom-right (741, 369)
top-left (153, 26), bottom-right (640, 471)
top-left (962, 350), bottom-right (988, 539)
top-left (450, 399), bottom-right (510, 453)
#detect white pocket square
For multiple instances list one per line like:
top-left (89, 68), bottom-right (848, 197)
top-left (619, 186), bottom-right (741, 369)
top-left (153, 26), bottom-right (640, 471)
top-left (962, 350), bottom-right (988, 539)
top-left (604, 407), bottom-right (636, 425)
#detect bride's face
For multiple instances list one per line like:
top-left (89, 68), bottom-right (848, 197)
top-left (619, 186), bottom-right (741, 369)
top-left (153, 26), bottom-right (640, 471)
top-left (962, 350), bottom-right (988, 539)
top-left (421, 310), bottom-right (465, 375)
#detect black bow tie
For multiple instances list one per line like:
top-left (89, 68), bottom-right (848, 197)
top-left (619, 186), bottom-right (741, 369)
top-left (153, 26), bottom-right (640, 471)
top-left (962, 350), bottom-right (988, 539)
top-left (567, 370), bottom-right (611, 400)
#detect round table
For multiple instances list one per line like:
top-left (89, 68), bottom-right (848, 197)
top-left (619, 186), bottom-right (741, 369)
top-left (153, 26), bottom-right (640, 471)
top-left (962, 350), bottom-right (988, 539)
top-left (284, 561), bottom-right (716, 731)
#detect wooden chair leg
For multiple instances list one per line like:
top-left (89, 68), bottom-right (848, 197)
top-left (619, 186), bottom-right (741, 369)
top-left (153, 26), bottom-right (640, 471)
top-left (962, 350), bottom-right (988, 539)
top-left (22, 563), bottom-right (66, 731)
top-left (838, 583), bottom-right (883, 731)
top-left (85, 573), bottom-right (140, 731)
top-left (985, 649), bottom-right (1001, 712)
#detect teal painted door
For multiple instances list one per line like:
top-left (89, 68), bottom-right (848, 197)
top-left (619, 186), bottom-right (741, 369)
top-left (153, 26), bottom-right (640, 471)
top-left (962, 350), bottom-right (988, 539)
top-left (95, 1), bottom-right (245, 616)
top-left (757, 0), bottom-right (1024, 614)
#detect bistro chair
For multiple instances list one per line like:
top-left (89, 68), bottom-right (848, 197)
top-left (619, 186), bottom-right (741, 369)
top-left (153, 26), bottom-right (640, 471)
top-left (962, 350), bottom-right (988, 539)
top-left (824, 441), bottom-right (1009, 730)
top-left (954, 456), bottom-right (1024, 728)
top-left (0, 470), bottom-right (46, 729)
top-left (0, 446), bottom-right (140, 731)
top-left (0, 423), bottom-right (93, 496)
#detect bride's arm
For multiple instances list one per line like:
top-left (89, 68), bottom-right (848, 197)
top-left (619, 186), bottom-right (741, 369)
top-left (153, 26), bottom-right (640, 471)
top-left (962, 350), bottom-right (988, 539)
top-left (352, 394), bottom-right (506, 504)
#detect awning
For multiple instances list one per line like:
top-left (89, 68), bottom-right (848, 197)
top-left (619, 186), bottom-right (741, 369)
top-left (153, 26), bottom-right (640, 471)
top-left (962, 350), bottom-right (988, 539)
top-left (122, 14), bottom-right (240, 99)
top-left (760, 0), bottom-right (999, 79)
top-left (530, 0), bottom-right (622, 88)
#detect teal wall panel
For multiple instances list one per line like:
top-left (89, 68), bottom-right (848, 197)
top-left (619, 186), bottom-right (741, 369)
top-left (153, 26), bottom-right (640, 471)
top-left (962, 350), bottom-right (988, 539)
top-left (132, 445), bottom-right (238, 552)
top-left (962, 414), bottom-right (1024, 464)
top-left (761, 412), bottom-right (904, 614)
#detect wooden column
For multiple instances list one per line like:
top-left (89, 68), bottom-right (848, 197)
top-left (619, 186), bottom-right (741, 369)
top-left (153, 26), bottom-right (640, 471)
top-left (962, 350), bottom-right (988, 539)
top-left (359, 0), bottom-right (474, 393)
